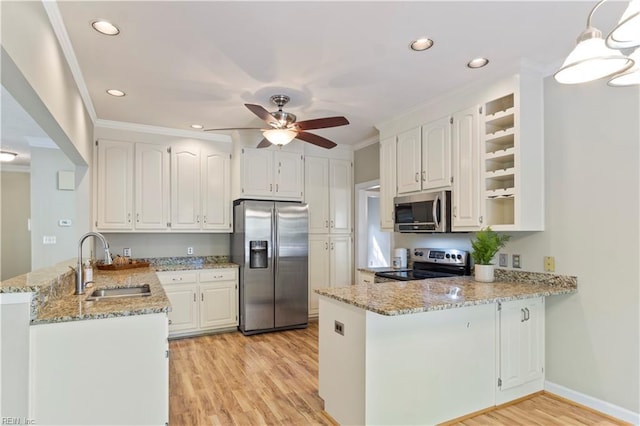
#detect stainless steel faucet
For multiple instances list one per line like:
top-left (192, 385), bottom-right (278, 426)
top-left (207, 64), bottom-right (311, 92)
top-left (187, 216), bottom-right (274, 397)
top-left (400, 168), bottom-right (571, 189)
top-left (76, 232), bottom-right (113, 295)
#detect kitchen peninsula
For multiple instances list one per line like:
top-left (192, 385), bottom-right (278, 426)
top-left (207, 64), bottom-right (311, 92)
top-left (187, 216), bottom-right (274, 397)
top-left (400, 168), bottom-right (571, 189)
top-left (316, 271), bottom-right (577, 425)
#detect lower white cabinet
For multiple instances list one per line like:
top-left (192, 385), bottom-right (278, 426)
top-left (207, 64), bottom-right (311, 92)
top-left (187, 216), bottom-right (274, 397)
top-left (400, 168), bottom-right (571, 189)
top-left (158, 269), bottom-right (238, 337)
top-left (30, 314), bottom-right (169, 425)
top-left (497, 297), bottom-right (545, 403)
top-left (308, 234), bottom-right (353, 317)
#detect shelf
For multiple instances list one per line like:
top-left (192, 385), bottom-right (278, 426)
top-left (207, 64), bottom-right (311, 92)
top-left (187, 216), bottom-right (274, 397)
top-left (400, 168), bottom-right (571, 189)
top-left (485, 93), bottom-right (515, 116)
top-left (485, 167), bottom-right (515, 178)
top-left (485, 107), bottom-right (515, 121)
top-left (485, 114), bottom-right (515, 135)
top-left (485, 147), bottom-right (515, 160)
top-left (485, 188), bottom-right (515, 198)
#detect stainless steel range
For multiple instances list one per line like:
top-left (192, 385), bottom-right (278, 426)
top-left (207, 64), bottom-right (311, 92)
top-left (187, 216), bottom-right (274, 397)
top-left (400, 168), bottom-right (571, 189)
top-left (375, 248), bottom-right (470, 282)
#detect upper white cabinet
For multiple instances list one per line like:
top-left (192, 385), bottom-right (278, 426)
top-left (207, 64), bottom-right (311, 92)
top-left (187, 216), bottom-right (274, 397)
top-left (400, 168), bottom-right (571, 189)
top-left (480, 73), bottom-right (544, 231)
top-left (305, 156), bottom-right (352, 234)
top-left (96, 139), bottom-right (169, 231)
top-left (452, 106), bottom-right (482, 231)
top-left (379, 136), bottom-right (397, 231)
top-left (171, 143), bottom-right (232, 231)
top-left (396, 127), bottom-right (422, 194)
top-left (240, 147), bottom-right (303, 201)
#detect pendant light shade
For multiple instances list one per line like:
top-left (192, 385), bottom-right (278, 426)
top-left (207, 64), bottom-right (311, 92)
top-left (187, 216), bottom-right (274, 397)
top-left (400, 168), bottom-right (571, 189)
top-left (263, 128), bottom-right (297, 146)
top-left (608, 48), bottom-right (640, 86)
top-left (606, 0), bottom-right (640, 49)
top-left (554, 26), bottom-right (634, 84)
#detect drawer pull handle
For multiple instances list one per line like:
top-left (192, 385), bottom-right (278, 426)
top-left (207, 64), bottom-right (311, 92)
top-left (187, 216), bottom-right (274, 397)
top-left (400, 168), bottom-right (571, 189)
top-left (172, 277), bottom-right (183, 281)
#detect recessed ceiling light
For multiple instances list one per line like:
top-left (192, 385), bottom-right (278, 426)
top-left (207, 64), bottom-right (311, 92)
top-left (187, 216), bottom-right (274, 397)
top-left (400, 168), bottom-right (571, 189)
top-left (0, 151), bottom-right (18, 162)
top-left (106, 89), bottom-right (126, 97)
top-left (191, 124), bottom-right (204, 130)
top-left (410, 38), bottom-right (434, 51)
top-left (92, 20), bottom-right (120, 36)
top-left (467, 57), bottom-right (489, 69)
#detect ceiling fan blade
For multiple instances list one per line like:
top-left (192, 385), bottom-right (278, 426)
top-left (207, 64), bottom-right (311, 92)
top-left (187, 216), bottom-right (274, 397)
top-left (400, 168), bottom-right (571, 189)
top-left (295, 116), bottom-right (349, 131)
top-left (203, 127), bottom-right (263, 131)
top-left (295, 131), bottom-right (337, 149)
top-left (245, 103), bottom-right (277, 125)
top-left (256, 138), bottom-right (272, 149)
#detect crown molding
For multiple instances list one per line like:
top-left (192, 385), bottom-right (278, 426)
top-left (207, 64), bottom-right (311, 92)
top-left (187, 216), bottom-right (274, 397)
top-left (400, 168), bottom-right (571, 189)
top-left (95, 119), bottom-right (233, 143)
top-left (42, 1), bottom-right (97, 123)
top-left (0, 164), bottom-right (30, 173)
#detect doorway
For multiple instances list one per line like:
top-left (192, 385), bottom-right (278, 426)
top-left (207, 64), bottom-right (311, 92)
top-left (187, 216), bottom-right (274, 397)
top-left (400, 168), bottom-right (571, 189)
top-left (355, 180), bottom-right (391, 269)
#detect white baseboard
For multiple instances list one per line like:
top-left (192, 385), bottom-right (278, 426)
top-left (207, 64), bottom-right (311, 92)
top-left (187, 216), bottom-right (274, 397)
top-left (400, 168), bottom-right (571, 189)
top-left (545, 381), bottom-right (640, 425)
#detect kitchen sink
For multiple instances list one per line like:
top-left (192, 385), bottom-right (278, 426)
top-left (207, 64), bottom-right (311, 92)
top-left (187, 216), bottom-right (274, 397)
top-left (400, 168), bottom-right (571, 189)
top-left (86, 284), bottom-right (151, 301)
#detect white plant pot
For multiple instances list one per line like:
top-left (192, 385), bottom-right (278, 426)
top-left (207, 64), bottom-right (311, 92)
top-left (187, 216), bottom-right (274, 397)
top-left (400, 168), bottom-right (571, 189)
top-left (474, 264), bottom-right (495, 283)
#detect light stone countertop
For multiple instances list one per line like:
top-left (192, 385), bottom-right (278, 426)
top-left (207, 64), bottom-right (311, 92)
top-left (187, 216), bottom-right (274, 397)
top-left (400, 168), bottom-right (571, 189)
top-left (315, 270), bottom-right (577, 316)
top-left (0, 257), bottom-right (239, 324)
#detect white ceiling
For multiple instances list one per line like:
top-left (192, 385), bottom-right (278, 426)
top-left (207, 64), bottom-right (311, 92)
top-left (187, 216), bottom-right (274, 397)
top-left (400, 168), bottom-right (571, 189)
top-left (7, 1), bottom-right (632, 151)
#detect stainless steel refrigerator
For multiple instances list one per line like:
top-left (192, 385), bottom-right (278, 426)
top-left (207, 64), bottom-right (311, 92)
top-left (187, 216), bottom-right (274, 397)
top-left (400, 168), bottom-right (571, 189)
top-left (231, 200), bottom-right (308, 335)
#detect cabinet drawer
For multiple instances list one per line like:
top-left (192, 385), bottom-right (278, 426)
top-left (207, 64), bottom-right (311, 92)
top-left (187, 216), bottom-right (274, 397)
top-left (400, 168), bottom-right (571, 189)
top-left (199, 269), bottom-right (237, 282)
top-left (156, 271), bottom-right (198, 285)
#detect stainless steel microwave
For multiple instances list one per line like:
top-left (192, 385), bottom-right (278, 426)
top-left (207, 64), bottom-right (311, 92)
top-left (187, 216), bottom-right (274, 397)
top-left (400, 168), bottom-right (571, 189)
top-left (393, 190), bottom-right (452, 233)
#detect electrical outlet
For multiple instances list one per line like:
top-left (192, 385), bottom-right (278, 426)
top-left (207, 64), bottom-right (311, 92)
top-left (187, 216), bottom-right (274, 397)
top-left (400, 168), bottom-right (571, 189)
top-left (334, 320), bottom-right (344, 336)
top-left (43, 236), bottom-right (56, 245)
top-left (512, 254), bottom-right (521, 269)
top-left (498, 253), bottom-right (508, 267)
top-left (544, 256), bottom-right (555, 272)
top-left (123, 248), bottom-right (131, 257)
top-left (187, 247), bottom-right (194, 255)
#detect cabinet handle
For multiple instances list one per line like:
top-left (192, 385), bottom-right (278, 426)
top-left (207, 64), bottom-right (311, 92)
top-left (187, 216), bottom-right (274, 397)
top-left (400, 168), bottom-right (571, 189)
top-left (270, 184), bottom-right (273, 192)
top-left (521, 308), bottom-right (526, 322)
top-left (201, 293), bottom-right (204, 302)
top-left (325, 220), bottom-right (329, 229)
top-left (479, 215), bottom-right (483, 224)
top-left (422, 170), bottom-right (426, 182)
top-left (196, 215), bottom-right (200, 224)
top-left (524, 307), bottom-right (530, 321)
top-left (330, 220), bottom-right (334, 228)
top-left (325, 242), bottom-right (329, 250)
top-left (203, 216), bottom-right (207, 224)
top-left (127, 213), bottom-right (131, 223)
top-left (172, 277), bottom-right (183, 281)
top-left (136, 213), bottom-right (140, 223)
top-left (330, 242), bottom-right (334, 250)
top-left (169, 319), bottom-right (172, 325)
top-left (453, 206), bottom-right (457, 218)
top-left (415, 172), bottom-right (419, 182)
top-left (193, 294), bottom-right (196, 302)
top-left (276, 183), bottom-right (279, 192)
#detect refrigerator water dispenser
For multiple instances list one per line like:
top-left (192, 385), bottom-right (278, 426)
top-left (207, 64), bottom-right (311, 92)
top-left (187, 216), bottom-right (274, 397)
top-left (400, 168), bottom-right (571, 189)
top-left (250, 241), bottom-right (268, 268)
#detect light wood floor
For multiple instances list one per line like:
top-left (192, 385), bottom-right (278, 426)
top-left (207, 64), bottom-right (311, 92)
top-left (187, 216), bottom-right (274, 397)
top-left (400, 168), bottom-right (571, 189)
top-left (169, 321), bottom-right (627, 426)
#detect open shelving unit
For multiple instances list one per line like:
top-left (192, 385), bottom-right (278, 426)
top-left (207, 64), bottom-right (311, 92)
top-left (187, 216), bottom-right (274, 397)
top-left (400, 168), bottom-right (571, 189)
top-left (483, 93), bottom-right (516, 227)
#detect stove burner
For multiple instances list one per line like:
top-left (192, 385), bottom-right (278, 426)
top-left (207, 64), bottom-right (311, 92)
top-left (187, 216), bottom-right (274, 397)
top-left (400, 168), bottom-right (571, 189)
top-left (374, 248), bottom-right (470, 282)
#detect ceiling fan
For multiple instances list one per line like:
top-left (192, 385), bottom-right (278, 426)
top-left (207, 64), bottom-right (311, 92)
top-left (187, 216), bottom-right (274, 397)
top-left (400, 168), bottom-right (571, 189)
top-left (204, 95), bottom-right (349, 149)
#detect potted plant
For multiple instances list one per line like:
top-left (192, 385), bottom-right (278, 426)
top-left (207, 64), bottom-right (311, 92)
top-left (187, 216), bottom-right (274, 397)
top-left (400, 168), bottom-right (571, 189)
top-left (470, 227), bottom-right (510, 282)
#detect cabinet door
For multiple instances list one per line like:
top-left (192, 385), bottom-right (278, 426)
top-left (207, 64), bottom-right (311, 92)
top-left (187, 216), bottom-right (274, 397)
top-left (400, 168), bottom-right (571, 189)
top-left (305, 156), bottom-right (330, 234)
top-left (199, 281), bottom-right (238, 329)
top-left (330, 235), bottom-right (353, 287)
top-left (422, 117), bottom-right (452, 190)
top-left (396, 127), bottom-right (422, 194)
top-left (499, 298), bottom-right (544, 391)
top-left (163, 283), bottom-right (198, 334)
top-left (135, 143), bottom-right (169, 230)
top-left (274, 151), bottom-right (304, 200)
top-left (171, 144), bottom-right (201, 229)
top-left (329, 159), bottom-right (352, 234)
top-left (96, 140), bottom-right (134, 230)
top-left (241, 148), bottom-right (274, 197)
top-left (452, 106), bottom-right (482, 230)
top-left (202, 148), bottom-right (231, 231)
top-left (379, 137), bottom-right (397, 231)
top-left (308, 234), bottom-right (330, 317)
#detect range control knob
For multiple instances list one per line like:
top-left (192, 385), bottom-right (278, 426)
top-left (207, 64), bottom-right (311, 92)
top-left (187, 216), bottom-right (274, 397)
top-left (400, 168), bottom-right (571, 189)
top-left (415, 251), bottom-right (423, 257)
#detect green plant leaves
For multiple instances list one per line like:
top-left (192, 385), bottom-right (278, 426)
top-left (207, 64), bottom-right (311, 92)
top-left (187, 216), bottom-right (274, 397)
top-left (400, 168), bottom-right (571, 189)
top-left (470, 226), bottom-right (510, 265)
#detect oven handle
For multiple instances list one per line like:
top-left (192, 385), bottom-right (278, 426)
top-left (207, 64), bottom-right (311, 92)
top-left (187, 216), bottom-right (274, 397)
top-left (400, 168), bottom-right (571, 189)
top-left (433, 193), bottom-right (440, 230)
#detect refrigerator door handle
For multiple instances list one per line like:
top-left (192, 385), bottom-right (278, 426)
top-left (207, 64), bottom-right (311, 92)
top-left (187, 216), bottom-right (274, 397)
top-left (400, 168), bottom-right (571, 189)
top-left (272, 205), bottom-right (278, 273)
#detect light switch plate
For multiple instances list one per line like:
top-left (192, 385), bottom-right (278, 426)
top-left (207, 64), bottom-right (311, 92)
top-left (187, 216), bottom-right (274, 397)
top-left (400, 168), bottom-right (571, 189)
top-left (498, 253), bottom-right (508, 267)
top-left (512, 254), bottom-right (521, 269)
top-left (544, 256), bottom-right (555, 272)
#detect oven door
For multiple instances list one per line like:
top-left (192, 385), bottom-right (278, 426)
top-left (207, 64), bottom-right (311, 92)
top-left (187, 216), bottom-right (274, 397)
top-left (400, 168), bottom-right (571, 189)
top-left (393, 191), bottom-right (449, 233)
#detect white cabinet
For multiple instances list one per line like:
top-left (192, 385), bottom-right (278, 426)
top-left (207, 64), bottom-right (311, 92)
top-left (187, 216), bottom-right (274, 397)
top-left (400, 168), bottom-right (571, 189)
top-left (497, 297), bottom-right (544, 402)
top-left (97, 139), bottom-right (169, 231)
top-left (30, 314), bottom-right (168, 425)
top-left (305, 156), bottom-right (353, 234)
top-left (452, 106), bottom-right (482, 231)
top-left (480, 73), bottom-right (544, 231)
top-left (396, 127), bottom-right (422, 194)
top-left (379, 136), bottom-right (397, 231)
top-left (240, 147), bottom-right (304, 201)
top-left (396, 119), bottom-right (451, 196)
top-left (171, 143), bottom-right (231, 231)
top-left (308, 234), bottom-right (353, 317)
top-left (158, 269), bottom-right (238, 337)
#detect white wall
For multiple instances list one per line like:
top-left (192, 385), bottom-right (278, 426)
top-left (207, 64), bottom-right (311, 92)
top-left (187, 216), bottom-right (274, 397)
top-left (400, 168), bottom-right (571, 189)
top-left (103, 233), bottom-right (230, 259)
top-left (0, 171), bottom-right (31, 280)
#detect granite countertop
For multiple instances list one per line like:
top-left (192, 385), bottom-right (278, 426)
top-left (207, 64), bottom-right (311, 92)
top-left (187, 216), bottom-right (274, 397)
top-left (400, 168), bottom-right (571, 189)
top-left (0, 256), bottom-right (239, 324)
top-left (315, 270), bottom-right (577, 316)
top-left (357, 266), bottom-right (411, 274)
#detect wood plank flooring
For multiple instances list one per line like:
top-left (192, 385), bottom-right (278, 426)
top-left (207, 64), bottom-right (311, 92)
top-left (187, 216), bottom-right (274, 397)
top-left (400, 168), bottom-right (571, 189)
top-left (169, 321), bottom-right (627, 426)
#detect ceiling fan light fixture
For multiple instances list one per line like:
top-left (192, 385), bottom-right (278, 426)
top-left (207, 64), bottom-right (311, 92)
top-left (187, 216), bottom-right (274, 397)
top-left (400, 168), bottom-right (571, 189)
top-left (190, 124), bottom-right (204, 129)
top-left (0, 151), bottom-right (18, 162)
top-left (91, 20), bottom-right (120, 36)
top-left (606, 0), bottom-right (640, 49)
top-left (467, 57), bottom-right (489, 69)
top-left (608, 48), bottom-right (640, 86)
top-left (410, 38), bottom-right (434, 51)
top-left (263, 129), bottom-right (297, 146)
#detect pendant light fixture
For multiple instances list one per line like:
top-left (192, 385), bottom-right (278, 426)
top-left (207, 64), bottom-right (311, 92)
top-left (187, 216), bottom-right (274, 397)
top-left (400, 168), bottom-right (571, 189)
top-left (554, 0), bottom-right (633, 84)
top-left (606, 0), bottom-right (640, 49)
top-left (608, 48), bottom-right (640, 86)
